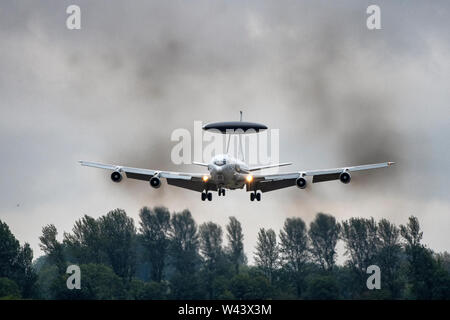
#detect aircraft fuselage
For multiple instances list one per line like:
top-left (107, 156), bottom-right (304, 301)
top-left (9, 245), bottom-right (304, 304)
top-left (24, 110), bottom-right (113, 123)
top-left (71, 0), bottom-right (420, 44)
top-left (206, 154), bottom-right (250, 190)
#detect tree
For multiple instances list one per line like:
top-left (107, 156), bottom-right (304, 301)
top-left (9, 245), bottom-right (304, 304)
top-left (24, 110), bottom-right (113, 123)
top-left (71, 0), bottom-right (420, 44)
top-left (225, 217), bottom-right (246, 274)
top-left (341, 217), bottom-right (380, 279)
top-left (229, 272), bottom-right (273, 300)
top-left (0, 277), bottom-right (21, 299)
top-left (39, 224), bottom-right (66, 274)
top-left (170, 209), bottom-right (200, 275)
top-left (400, 216), bottom-right (422, 248)
top-left (131, 279), bottom-right (168, 300)
top-left (64, 215), bottom-right (104, 265)
top-left (168, 210), bottom-right (202, 298)
top-left (0, 220), bottom-right (20, 279)
top-left (304, 274), bottom-right (340, 300)
top-left (199, 222), bottom-right (224, 267)
top-left (98, 209), bottom-right (137, 281)
top-left (199, 222), bottom-right (224, 298)
top-left (51, 264), bottom-right (126, 300)
top-left (309, 213), bottom-right (341, 271)
top-left (254, 228), bottom-right (279, 283)
top-left (0, 220), bottom-right (37, 298)
top-left (139, 206), bottom-right (171, 282)
top-left (400, 216), bottom-right (435, 299)
top-left (14, 243), bottom-right (37, 298)
top-left (377, 219), bottom-right (403, 298)
top-left (78, 264), bottom-right (126, 299)
top-left (279, 217), bottom-right (309, 296)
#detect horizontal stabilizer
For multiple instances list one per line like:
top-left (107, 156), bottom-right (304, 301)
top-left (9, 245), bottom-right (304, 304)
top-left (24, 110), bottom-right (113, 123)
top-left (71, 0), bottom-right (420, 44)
top-left (249, 162), bottom-right (292, 172)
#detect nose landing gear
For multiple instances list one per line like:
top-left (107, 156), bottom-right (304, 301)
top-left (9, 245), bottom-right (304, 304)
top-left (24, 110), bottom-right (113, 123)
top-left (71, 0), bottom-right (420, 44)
top-left (218, 188), bottom-right (226, 196)
top-left (250, 191), bottom-right (261, 201)
top-left (201, 191), bottom-right (213, 201)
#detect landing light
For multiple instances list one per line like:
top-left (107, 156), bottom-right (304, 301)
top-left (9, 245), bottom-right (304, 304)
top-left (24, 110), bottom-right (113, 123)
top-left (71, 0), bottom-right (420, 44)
top-left (246, 175), bottom-right (253, 183)
top-left (202, 175), bottom-right (209, 182)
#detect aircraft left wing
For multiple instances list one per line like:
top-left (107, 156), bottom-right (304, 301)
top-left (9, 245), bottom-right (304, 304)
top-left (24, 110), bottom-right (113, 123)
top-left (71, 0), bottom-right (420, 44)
top-left (79, 161), bottom-right (211, 192)
top-left (249, 162), bottom-right (395, 193)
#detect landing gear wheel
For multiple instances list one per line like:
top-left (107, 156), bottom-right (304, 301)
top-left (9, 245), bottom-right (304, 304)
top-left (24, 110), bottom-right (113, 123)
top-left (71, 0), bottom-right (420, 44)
top-left (201, 192), bottom-right (206, 201)
top-left (250, 193), bottom-right (255, 201)
top-left (256, 192), bottom-right (261, 201)
top-left (207, 192), bottom-right (212, 201)
top-left (222, 189), bottom-right (226, 196)
top-left (218, 189), bottom-right (225, 196)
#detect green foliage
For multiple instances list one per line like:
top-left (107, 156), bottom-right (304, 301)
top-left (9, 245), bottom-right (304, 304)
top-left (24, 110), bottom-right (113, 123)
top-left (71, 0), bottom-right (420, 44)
top-left (170, 272), bottom-right (205, 299)
top-left (229, 272), bottom-right (273, 300)
top-left (2, 210), bottom-right (449, 300)
top-left (139, 206), bottom-right (171, 282)
top-left (199, 222), bottom-right (223, 266)
top-left (64, 215), bottom-right (105, 265)
top-left (254, 228), bottom-right (279, 283)
top-left (0, 220), bottom-right (20, 278)
top-left (0, 219), bottom-right (37, 298)
top-left (341, 217), bottom-right (380, 279)
top-left (98, 209), bottom-right (137, 281)
top-left (225, 217), bottom-right (246, 274)
top-left (304, 274), bottom-right (339, 300)
top-left (309, 213), bottom-right (341, 271)
top-left (377, 219), bottom-right (403, 298)
top-left (39, 224), bottom-right (66, 274)
top-left (132, 280), bottom-right (169, 300)
top-left (35, 264), bottom-right (59, 299)
top-left (51, 264), bottom-right (126, 300)
top-left (279, 217), bottom-right (309, 296)
top-left (199, 221), bottom-right (226, 299)
top-left (0, 277), bottom-right (21, 299)
top-left (170, 209), bottom-right (200, 275)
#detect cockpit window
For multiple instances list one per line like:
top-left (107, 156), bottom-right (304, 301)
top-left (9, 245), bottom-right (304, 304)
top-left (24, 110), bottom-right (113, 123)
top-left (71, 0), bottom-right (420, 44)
top-left (214, 159), bottom-right (226, 166)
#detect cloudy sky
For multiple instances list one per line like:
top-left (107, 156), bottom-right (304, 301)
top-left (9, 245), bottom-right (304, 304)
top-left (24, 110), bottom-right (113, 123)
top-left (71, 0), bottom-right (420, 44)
top-left (1, 0), bottom-right (449, 263)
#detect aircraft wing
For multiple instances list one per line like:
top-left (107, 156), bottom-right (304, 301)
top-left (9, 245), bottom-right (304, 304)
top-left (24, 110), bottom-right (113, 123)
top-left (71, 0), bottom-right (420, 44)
top-left (79, 160), bottom-right (211, 192)
top-left (250, 162), bottom-right (395, 193)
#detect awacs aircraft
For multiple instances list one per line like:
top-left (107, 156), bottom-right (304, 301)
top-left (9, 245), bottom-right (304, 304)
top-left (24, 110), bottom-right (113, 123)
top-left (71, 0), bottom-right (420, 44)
top-left (80, 115), bottom-right (395, 201)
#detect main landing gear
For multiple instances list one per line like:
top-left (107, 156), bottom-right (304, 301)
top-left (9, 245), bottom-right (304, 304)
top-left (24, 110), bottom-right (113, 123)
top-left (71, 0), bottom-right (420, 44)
top-left (201, 191), bottom-right (212, 201)
top-left (250, 191), bottom-right (261, 202)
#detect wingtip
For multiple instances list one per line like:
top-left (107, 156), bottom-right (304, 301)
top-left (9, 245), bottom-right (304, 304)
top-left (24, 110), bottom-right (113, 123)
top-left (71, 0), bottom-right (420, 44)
top-left (388, 161), bottom-right (396, 166)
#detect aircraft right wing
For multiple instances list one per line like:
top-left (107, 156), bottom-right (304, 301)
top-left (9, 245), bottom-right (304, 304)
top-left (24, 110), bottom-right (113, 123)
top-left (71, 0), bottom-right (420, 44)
top-left (249, 162), bottom-right (395, 192)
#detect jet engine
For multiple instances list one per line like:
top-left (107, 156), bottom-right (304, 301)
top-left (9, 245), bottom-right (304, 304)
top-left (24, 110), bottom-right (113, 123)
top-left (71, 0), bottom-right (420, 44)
top-left (150, 176), bottom-right (161, 189)
top-left (111, 171), bottom-right (122, 183)
top-left (339, 171), bottom-right (351, 184)
top-left (296, 177), bottom-right (307, 189)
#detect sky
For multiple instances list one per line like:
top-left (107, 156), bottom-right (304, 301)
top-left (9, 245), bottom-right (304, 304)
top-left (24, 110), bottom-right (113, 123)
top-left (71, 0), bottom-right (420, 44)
top-left (0, 0), bottom-right (449, 264)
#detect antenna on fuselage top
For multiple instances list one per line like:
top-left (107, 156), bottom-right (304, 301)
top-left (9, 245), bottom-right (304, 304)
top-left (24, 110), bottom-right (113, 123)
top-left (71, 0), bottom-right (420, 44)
top-left (239, 111), bottom-right (244, 161)
top-left (226, 111), bottom-right (243, 154)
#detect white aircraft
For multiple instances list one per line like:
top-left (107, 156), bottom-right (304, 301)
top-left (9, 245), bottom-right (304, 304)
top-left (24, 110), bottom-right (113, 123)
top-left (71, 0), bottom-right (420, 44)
top-left (79, 116), bottom-right (395, 202)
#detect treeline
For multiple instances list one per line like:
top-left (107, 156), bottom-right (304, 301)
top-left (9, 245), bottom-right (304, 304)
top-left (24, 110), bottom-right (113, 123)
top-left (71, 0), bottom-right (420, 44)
top-left (0, 208), bottom-right (449, 300)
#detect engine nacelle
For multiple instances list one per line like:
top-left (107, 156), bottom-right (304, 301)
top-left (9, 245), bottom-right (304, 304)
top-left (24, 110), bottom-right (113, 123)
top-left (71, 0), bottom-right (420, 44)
top-left (149, 176), bottom-right (161, 189)
top-left (339, 171), bottom-right (351, 184)
top-left (111, 171), bottom-right (122, 183)
top-left (296, 177), bottom-right (307, 189)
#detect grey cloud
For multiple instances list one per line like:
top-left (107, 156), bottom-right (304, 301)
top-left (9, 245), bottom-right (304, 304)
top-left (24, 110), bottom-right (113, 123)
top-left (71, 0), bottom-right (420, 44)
top-left (0, 0), bottom-right (449, 260)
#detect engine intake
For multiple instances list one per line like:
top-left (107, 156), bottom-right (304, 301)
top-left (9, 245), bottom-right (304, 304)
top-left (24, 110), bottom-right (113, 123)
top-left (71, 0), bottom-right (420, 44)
top-left (150, 176), bottom-right (161, 189)
top-left (111, 171), bottom-right (122, 183)
top-left (339, 172), bottom-right (351, 184)
top-left (296, 177), bottom-right (307, 189)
